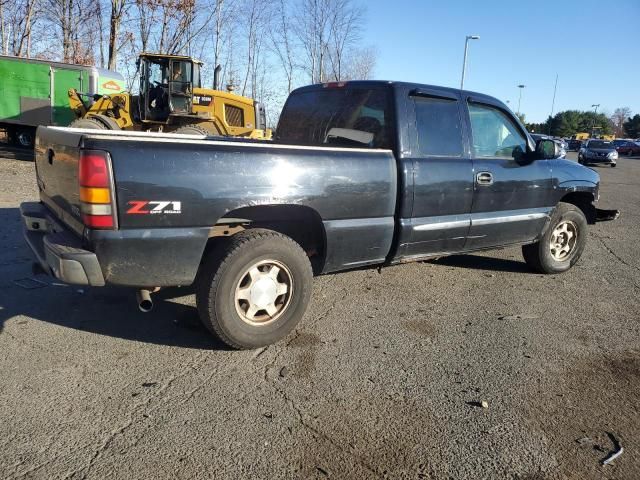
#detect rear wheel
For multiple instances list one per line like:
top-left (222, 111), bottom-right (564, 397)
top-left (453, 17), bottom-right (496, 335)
top-left (69, 118), bottom-right (109, 130)
top-left (196, 229), bottom-right (313, 349)
top-left (174, 124), bottom-right (218, 136)
top-left (522, 202), bottom-right (587, 274)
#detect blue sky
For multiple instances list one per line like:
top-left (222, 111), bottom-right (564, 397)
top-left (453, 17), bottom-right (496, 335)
top-left (362, 0), bottom-right (640, 123)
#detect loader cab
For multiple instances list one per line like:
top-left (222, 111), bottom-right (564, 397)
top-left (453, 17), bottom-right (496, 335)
top-left (138, 54), bottom-right (201, 123)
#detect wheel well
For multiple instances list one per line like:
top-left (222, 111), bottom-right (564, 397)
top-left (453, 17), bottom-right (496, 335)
top-left (559, 191), bottom-right (596, 224)
top-left (204, 205), bottom-right (327, 274)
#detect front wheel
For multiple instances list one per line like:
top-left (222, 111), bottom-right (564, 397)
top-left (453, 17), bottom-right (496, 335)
top-left (522, 202), bottom-right (587, 274)
top-left (196, 229), bottom-right (313, 349)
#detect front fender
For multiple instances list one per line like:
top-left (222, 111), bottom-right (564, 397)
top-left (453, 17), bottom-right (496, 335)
top-left (550, 159), bottom-right (600, 201)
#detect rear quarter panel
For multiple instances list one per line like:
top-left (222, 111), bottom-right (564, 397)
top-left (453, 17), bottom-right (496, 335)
top-left (83, 134), bottom-right (398, 275)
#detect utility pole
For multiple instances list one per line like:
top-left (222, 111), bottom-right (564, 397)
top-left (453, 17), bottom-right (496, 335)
top-left (460, 35), bottom-right (480, 90)
top-left (591, 104), bottom-right (600, 138)
top-left (548, 74), bottom-right (558, 134)
top-left (517, 84), bottom-right (526, 115)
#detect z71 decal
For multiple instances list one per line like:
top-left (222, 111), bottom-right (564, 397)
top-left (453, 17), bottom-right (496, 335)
top-left (127, 201), bottom-right (182, 214)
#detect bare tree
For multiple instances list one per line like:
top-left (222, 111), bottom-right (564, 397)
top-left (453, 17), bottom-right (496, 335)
top-left (42, 0), bottom-right (96, 63)
top-left (0, 0), bottom-right (6, 55)
top-left (107, 0), bottom-right (126, 69)
top-left (239, 0), bottom-right (269, 98)
top-left (611, 107), bottom-right (632, 138)
top-left (269, 0), bottom-right (295, 93)
top-left (295, 0), bottom-right (367, 83)
top-left (326, 0), bottom-right (362, 81)
top-left (342, 45), bottom-right (376, 79)
top-left (295, 0), bottom-right (331, 83)
top-left (1, 0), bottom-right (38, 57)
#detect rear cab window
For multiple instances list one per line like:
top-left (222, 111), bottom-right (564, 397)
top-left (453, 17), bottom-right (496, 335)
top-left (413, 95), bottom-right (464, 157)
top-left (276, 86), bottom-right (394, 149)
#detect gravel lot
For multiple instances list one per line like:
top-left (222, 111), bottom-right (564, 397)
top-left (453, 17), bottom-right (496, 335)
top-left (0, 148), bottom-right (638, 479)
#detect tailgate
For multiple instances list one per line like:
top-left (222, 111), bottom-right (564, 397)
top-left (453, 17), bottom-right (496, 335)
top-left (34, 126), bottom-right (87, 235)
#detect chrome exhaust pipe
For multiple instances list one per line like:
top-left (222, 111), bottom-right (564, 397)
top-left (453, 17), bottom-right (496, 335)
top-left (136, 289), bottom-right (153, 313)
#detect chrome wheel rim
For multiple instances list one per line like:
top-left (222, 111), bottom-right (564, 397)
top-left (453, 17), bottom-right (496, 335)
top-left (550, 220), bottom-right (578, 261)
top-left (234, 259), bottom-right (293, 325)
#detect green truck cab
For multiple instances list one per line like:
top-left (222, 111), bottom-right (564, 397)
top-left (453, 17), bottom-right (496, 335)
top-left (0, 55), bottom-right (124, 147)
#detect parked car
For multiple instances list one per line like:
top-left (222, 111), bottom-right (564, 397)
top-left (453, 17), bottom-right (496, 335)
top-left (615, 141), bottom-right (640, 156)
top-left (567, 139), bottom-right (583, 151)
top-left (578, 139), bottom-right (618, 167)
top-left (22, 80), bottom-right (618, 348)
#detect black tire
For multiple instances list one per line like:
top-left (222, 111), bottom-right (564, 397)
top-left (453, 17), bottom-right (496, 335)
top-left (174, 124), bottom-right (216, 136)
top-left (522, 202), bottom-right (588, 274)
top-left (69, 118), bottom-right (109, 130)
top-left (611, 163), bottom-right (617, 167)
top-left (196, 229), bottom-right (313, 349)
top-left (14, 127), bottom-right (35, 148)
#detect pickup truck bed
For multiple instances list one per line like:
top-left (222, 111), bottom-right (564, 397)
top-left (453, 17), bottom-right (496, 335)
top-left (32, 126), bottom-right (397, 286)
top-left (23, 80), bottom-right (617, 348)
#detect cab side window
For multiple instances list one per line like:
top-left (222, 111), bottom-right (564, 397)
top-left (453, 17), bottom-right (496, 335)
top-left (468, 103), bottom-right (526, 159)
top-left (414, 96), bottom-right (463, 157)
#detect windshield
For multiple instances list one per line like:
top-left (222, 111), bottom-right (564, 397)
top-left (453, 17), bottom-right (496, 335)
top-left (588, 141), bottom-right (611, 149)
top-left (277, 87), bottom-right (393, 149)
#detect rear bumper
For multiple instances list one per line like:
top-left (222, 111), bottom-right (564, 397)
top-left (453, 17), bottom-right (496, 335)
top-left (21, 202), bottom-right (210, 288)
top-left (21, 202), bottom-right (105, 286)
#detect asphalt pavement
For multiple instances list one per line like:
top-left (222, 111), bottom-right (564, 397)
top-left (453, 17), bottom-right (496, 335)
top-left (0, 150), bottom-right (638, 479)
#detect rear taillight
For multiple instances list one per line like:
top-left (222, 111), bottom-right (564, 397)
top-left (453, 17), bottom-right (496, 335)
top-left (79, 150), bottom-right (116, 229)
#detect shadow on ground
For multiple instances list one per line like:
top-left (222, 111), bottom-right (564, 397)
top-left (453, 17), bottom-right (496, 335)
top-left (0, 207), bottom-right (231, 350)
top-left (431, 253), bottom-right (532, 273)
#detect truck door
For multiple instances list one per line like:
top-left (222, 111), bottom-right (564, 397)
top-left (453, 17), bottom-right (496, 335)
top-left (465, 99), bottom-right (553, 249)
top-left (399, 89), bottom-right (474, 259)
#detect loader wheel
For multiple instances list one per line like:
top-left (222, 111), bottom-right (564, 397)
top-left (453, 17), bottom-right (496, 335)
top-left (174, 124), bottom-right (214, 137)
top-left (196, 229), bottom-right (313, 349)
top-left (69, 118), bottom-right (109, 130)
top-left (522, 202), bottom-right (587, 274)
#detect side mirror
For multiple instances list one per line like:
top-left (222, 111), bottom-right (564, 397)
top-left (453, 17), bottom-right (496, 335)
top-left (535, 138), bottom-right (559, 159)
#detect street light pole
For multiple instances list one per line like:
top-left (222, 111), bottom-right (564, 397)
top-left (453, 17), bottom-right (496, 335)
top-left (460, 35), bottom-right (480, 90)
top-left (591, 104), bottom-right (600, 137)
top-left (517, 84), bottom-right (526, 115)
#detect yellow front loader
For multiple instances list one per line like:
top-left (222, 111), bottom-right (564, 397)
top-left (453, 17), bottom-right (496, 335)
top-left (68, 53), bottom-right (271, 139)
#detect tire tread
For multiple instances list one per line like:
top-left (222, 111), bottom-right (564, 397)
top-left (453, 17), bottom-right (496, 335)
top-left (196, 229), bottom-right (312, 349)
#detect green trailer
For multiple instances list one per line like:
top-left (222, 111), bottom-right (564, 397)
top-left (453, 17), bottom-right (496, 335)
top-left (0, 55), bottom-right (125, 147)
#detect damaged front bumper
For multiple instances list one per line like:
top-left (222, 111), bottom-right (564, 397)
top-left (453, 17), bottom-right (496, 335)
top-left (595, 208), bottom-right (620, 222)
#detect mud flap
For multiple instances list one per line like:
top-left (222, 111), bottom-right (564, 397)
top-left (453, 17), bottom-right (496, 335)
top-left (595, 208), bottom-right (620, 222)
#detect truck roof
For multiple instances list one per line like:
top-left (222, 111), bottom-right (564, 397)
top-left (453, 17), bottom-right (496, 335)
top-left (290, 80), bottom-right (506, 109)
top-left (0, 54), bottom-right (124, 80)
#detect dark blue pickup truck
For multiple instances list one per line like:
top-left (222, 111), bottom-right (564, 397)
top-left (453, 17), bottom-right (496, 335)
top-left (22, 81), bottom-right (617, 348)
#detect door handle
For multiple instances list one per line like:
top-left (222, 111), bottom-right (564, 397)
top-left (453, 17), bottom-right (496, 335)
top-left (476, 171), bottom-right (493, 186)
